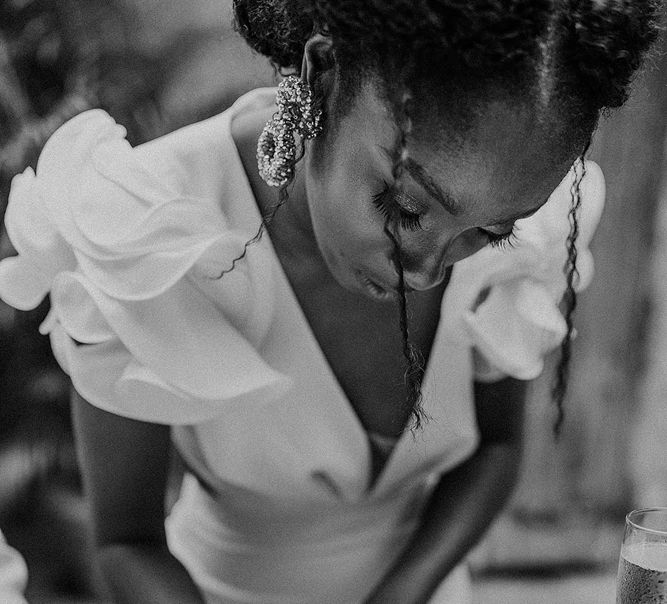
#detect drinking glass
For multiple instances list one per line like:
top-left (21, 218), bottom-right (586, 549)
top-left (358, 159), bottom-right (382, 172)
top-left (617, 507), bottom-right (667, 603)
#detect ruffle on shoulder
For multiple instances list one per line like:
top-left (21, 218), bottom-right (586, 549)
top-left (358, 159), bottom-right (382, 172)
top-left (0, 110), bottom-right (291, 424)
top-left (445, 160), bottom-right (605, 381)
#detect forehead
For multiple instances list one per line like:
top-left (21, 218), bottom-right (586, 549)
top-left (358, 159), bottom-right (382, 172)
top-left (338, 81), bottom-right (577, 222)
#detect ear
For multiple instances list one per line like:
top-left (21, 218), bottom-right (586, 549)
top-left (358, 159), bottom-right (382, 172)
top-left (301, 33), bottom-right (335, 91)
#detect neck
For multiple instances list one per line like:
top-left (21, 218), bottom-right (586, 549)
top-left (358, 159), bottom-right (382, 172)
top-left (230, 102), bottom-right (321, 259)
top-left (278, 161), bottom-right (318, 243)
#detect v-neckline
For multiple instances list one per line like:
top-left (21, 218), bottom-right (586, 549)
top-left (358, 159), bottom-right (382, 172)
top-left (223, 89), bottom-right (451, 495)
top-left (264, 236), bottom-right (451, 493)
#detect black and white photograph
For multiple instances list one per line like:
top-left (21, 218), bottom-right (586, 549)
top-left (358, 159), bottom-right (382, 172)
top-left (0, 1), bottom-right (666, 602)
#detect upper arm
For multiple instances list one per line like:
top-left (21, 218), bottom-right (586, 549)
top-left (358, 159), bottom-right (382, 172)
top-left (70, 389), bottom-right (173, 547)
top-left (473, 377), bottom-right (527, 445)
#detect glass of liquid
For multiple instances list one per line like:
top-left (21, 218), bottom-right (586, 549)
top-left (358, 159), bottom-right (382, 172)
top-left (617, 507), bottom-right (667, 603)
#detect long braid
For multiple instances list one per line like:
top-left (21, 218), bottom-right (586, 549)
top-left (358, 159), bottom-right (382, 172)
top-left (552, 140), bottom-right (590, 436)
top-left (384, 85), bottom-right (429, 430)
top-left (383, 223), bottom-right (429, 431)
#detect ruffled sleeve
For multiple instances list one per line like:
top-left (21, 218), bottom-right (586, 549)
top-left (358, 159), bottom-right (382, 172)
top-left (443, 160), bottom-right (605, 382)
top-left (0, 110), bottom-right (292, 424)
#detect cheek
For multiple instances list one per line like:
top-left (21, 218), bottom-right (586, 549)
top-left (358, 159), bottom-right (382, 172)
top-left (306, 159), bottom-right (385, 251)
top-left (443, 228), bottom-right (489, 265)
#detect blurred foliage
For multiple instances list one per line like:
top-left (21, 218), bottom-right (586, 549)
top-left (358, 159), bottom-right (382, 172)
top-left (0, 0), bottom-right (174, 205)
top-left (0, 0), bottom-right (182, 599)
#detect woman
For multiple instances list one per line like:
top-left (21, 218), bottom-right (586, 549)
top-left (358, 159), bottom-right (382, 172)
top-left (0, 1), bottom-right (661, 602)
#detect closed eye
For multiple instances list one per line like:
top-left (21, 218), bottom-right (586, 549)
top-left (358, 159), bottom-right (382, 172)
top-left (478, 225), bottom-right (518, 250)
top-left (371, 182), bottom-right (424, 231)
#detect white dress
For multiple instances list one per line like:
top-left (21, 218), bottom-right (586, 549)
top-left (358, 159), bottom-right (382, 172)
top-left (0, 89), bottom-right (605, 603)
top-left (0, 530), bottom-right (28, 604)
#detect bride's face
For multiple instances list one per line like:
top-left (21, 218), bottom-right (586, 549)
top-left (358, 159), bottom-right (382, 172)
top-left (301, 80), bottom-right (582, 300)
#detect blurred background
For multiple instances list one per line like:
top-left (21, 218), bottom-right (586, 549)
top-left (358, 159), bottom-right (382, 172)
top-left (0, 1), bottom-right (665, 602)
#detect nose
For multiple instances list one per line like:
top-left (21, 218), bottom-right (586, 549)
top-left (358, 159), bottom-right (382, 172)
top-left (400, 229), bottom-right (489, 291)
top-left (444, 229), bottom-right (489, 266)
top-left (397, 235), bottom-right (450, 291)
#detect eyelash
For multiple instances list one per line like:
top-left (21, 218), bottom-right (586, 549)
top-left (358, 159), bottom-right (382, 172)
top-left (480, 227), bottom-right (518, 250)
top-left (372, 182), bottom-right (519, 249)
top-left (371, 183), bottom-right (424, 231)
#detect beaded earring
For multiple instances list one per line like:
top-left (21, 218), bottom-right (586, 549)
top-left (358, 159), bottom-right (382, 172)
top-left (256, 75), bottom-right (322, 187)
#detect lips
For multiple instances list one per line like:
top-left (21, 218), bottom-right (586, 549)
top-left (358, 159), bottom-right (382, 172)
top-left (359, 272), bottom-right (394, 300)
top-left (364, 277), bottom-right (388, 296)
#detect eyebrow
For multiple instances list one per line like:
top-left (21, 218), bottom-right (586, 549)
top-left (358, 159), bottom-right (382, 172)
top-left (403, 156), bottom-right (548, 226)
top-left (379, 146), bottom-right (464, 216)
top-left (404, 158), bottom-right (465, 217)
top-left (379, 146), bottom-right (547, 224)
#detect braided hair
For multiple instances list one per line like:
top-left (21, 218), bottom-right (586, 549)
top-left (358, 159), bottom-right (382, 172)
top-left (232, 0), bottom-right (662, 431)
